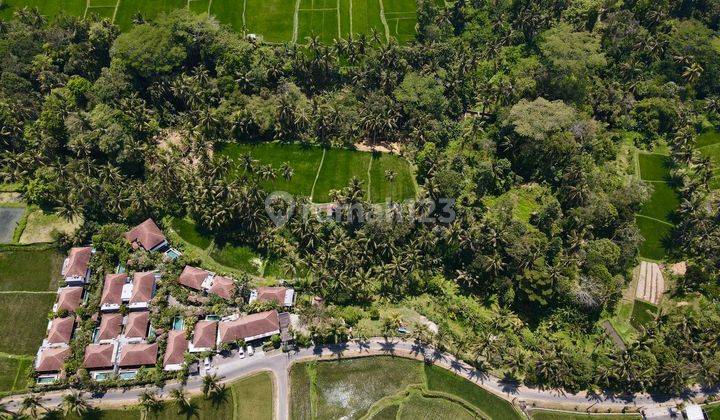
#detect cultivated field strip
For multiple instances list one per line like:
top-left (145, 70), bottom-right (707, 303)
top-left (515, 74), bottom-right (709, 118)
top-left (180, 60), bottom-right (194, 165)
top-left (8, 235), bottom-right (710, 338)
top-left (2, 0), bottom-right (416, 43)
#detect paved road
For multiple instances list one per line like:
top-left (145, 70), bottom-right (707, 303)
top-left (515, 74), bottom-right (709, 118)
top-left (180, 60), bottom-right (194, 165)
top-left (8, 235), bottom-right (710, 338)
top-left (2, 338), bottom-right (717, 419)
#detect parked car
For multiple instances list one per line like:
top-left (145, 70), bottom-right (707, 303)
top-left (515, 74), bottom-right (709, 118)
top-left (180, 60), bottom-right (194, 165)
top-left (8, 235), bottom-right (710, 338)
top-left (247, 345), bottom-right (254, 356)
top-left (238, 347), bottom-right (245, 358)
top-left (397, 327), bottom-right (408, 334)
top-left (204, 357), bottom-right (211, 370)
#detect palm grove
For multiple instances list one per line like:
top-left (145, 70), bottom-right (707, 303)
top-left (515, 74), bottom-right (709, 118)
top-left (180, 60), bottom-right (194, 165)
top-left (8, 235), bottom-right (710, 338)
top-left (1, 0), bottom-right (720, 396)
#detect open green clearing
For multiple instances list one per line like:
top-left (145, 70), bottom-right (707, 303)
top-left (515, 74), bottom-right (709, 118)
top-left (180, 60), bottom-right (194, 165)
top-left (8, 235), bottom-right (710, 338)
top-left (706, 403), bottom-right (720, 420)
top-left (219, 142), bottom-right (416, 203)
top-left (635, 152), bottom-right (679, 260)
top-left (169, 217), bottom-right (286, 278)
top-left (696, 128), bottom-right (720, 189)
top-left (0, 292), bottom-right (56, 355)
top-left (629, 299), bottom-right (657, 330)
top-left (0, 356), bottom-right (31, 395)
top-left (0, 247), bottom-right (63, 291)
top-left (0, 0), bottom-right (417, 43)
top-left (290, 356), bottom-right (523, 420)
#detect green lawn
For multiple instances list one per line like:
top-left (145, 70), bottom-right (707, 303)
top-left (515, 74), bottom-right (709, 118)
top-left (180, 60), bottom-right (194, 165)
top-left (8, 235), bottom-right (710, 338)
top-left (529, 409), bottom-right (642, 419)
top-left (113, 0), bottom-right (186, 31)
top-left (218, 142), bottom-right (416, 203)
top-left (706, 403), bottom-right (720, 420)
top-left (171, 217), bottom-right (213, 249)
top-left (371, 403), bottom-right (400, 420)
top-left (209, 243), bottom-right (260, 273)
top-left (635, 215), bottom-right (672, 260)
top-left (0, 356), bottom-right (27, 393)
top-left (638, 153), bottom-right (671, 181)
top-left (637, 182), bottom-right (680, 223)
top-left (243, 0), bottom-right (296, 42)
top-left (0, 0), bottom-right (86, 20)
top-left (396, 391), bottom-right (476, 420)
top-left (482, 184), bottom-right (547, 226)
top-left (290, 362), bottom-right (313, 420)
top-left (424, 364), bottom-right (523, 420)
top-left (696, 128), bottom-right (720, 148)
top-left (0, 293), bottom-right (55, 355)
top-left (629, 299), bottom-right (657, 330)
top-left (0, 247), bottom-right (62, 291)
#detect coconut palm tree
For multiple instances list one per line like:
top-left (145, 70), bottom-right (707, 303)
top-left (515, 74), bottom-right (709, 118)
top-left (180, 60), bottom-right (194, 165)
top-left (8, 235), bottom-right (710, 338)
top-left (202, 374), bottom-right (222, 398)
top-left (171, 388), bottom-right (198, 417)
top-left (138, 390), bottom-right (163, 415)
top-left (62, 391), bottom-right (90, 417)
top-left (20, 394), bottom-right (44, 418)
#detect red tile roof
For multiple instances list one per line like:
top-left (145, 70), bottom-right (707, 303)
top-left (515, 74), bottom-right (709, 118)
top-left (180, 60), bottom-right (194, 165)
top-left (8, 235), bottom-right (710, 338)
top-left (130, 272), bottom-right (155, 304)
top-left (218, 310), bottom-right (280, 344)
top-left (63, 247), bottom-right (92, 277)
top-left (256, 287), bottom-right (288, 304)
top-left (192, 320), bottom-right (217, 349)
top-left (164, 330), bottom-right (188, 366)
top-left (100, 274), bottom-right (127, 307)
top-left (178, 266), bottom-right (209, 290)
top-left (56, 287), bottom-right (83, 312)
top-left (118, 343), bottom-right (158, 367)
top-left (210, 276), bottom-right (236, 300)
top-left (125, 311), bottom-right (149, 339)
top-left (83, 344), bottom-right (115, 369)
top-left (47, 317), bottom-right (74, 344)
top-left (36, 347), bottom-right (71, 373)
top-left (125, 219), bottom-right (166, 251)
top-left (97, 313), bottom-right (123, 341)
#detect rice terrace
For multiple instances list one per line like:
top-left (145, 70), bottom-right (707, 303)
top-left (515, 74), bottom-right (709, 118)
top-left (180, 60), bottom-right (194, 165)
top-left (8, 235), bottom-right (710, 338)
top-left (0, 0), bottom-right (418, 42)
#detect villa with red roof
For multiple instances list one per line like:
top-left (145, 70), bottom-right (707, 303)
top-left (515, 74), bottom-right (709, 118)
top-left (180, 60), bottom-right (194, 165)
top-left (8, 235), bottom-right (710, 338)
top-left (61, 246), bottom-right (92, 285)
top-left (124, 311), bottom-right (150, 341)
top-left (125, 219), bottom-right (168, 252)
top-left (128, 272), bottom-right (157, 309)
top-left (178, 266), bottom-right (237, 300)
top-left (44, 317), bottom-right (75, 346)
top-left (83, 343), bottom-right (118, 379)
top-left (164, 330), bottom-right (188, 371)
top-left (249, 286), bottom-right (296, 307)
top-left (100, 273), bottom-right (127, 312)
top-left (35, 347), bottom-right (71, 382)
top-left (53, 286), bottom-right (84, 313)
top-left (189, 320), bottom-right (217, 353)
top-left (118, 342), bottom-right (158, 369)
top-left (97, 313), bottom-right (123, 342)
top-left (217, 310), bottom-right (280, 345)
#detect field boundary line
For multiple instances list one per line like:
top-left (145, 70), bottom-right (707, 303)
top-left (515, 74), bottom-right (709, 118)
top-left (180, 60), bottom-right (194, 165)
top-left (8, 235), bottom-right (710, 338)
top-left (336, 0), bottom-right (341, 39)
top-left (242, 0), bottom-right (247, 28)
top-left (366, 154), bottom-right (373, 201)
top-left (377, 0), bottom-right (390, 42)
top-left (0, 352), bottom-right (32, 360)
top-left (292, 0), bottom-right (301, 42)
top-left (635, 214), bottom-right (675, 227)
top-left (11, 361), bottom-right (22, 391)
top-left (309, 149), bottom-right (326, 202)
top-left (0, 290), bottom-right (56, 294)
top-left (112, 0), bottom-right (120, 23)
top-left (207, 0), bottom-right (214, 15)
top-left (84, 0), bottom-right (90, 18)
top-left (348, 0), bottom-right (353, 37)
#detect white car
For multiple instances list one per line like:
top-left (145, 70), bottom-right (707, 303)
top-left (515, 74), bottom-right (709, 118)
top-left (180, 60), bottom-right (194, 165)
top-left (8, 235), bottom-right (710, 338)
top-left (203, 357), bottom-right (211, 370)
top-left (238, 347), bottom-right (245, 359)
top-left (247, 345), bottom-right (254, 356)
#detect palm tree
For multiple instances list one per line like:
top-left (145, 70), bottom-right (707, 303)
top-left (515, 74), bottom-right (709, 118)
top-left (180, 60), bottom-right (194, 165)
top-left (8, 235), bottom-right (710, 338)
top-left (171, 388), bottom-right (198, 417)
top-left (138, 390), bottom-right (163, 415)
top-left (62, 391), bottom-right (90, 417)
top-left (202, 374), bottom-right (222, 398)
top-left (20, 394), bottom-right (44, 418)
top-left (381, 312), bottom-right (403, 337)
top-left (281, 162), bottom-right (294, 181)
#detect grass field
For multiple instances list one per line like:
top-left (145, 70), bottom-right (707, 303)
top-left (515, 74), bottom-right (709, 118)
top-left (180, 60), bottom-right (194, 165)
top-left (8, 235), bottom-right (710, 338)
top-left (219, 142), bottom-right (416, 203)
top-left (0, 0), bottom-right (417, 43)
top-left (18, 209), bottom-right (81, 244)
top-left (629, 299), bottom-right (657, 330)
top-left (290, 357), bottom-right (523, 420)
top-left (706, 403), bottom-right (720, 420)
top-left (0, 356), bottom-right (31, 395)
top-left (0, 247), bottom-right (63, 291)
top-left (529, 409), bottom-right (642, 419)
top-left (0, 292), bottom-right (56, 355)
top-left (696, 128), bottom-right (720, 189)
top-left (65, 372), bottom-right (273, 420)
top-left (635, 152), bottom-right (679, 260)
top-left (424, 364), bottom-right (522, 420)
top-left (396, 391), bottom-right (476, 419)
